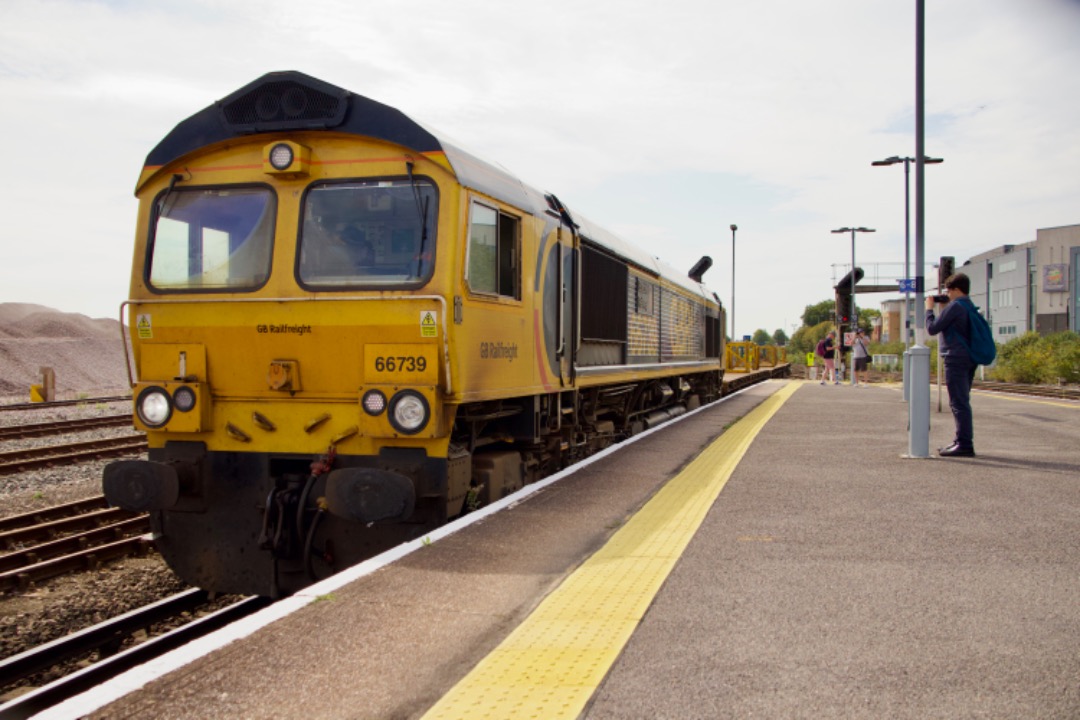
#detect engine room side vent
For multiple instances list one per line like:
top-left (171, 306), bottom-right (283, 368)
top-left (581, 243), bottom-right (629, 343)
top-left (218, 72), bottom-right (349, 133)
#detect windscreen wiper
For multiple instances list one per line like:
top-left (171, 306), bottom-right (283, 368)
top-left (405, 161), bottom-right (430, 275)
top-left (157, 173), bottom-right (185, 216)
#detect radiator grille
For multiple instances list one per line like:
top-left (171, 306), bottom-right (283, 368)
top-left (220, 79), bottom-right (347, 131)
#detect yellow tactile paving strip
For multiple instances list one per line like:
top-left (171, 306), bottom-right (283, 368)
top-left (423, 381), bottom-right (800, 720)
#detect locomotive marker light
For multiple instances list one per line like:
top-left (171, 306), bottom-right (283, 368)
top-left (831, 227), bottom-right (874, 384)
top-left (362, 389), bottom-right (388, 416)
top-left (263, 140), bottom-right (310, 176)
top-left (269, 142), bottom-right (293, 170)
top-left (173, 385), bottom-right (197, 413)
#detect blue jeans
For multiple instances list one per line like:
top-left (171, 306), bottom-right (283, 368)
top-left (945, 358), bottom-right (976, 449)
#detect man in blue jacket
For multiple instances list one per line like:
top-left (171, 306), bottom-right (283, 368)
top-left (925, 272), bottom-right (976, 457)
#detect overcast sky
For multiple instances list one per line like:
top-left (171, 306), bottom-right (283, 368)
top-left (2, 0), bottom-right (1079, 338)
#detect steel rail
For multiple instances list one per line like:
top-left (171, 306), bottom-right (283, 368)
top-left (0, 507), bottom-right (138, 551)
top-left (0, 396), bottom-right (130, 413)
top-left (0, 497), bottom-right (109, 534)
top-left (0, 592), bottom-right (270, 720)
top-left (0, 516), bottom-right (150, 574)
top-left (0, 535), bottom-right (154, 593)
top-left (0, 589), bottom-right (206, 691)
top-left (0, 415), bottom-right (132, 441)
top-left (0, 435), bottom-right (146, 475)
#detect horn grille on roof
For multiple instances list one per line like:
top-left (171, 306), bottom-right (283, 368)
top-left (218, 73), bottom-right (349, 133)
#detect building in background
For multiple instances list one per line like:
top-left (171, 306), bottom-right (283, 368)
top-left (961, 241), bottom-right (1036, 343)
top-left (1034, 224), bottom-right (1080, 334)
top-left (881, 223), bottom-right (1079, 342)
top-left (879, 298), bottom-right (908, 344)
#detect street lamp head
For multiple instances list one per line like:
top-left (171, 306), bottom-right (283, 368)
top-left (831, 227), bottom-right (851, 234)
top-left (730, 224), bottom-right (737, 232)
top-left (855, 227), bottom-right (876, 233)
top-left (873, 155), bottom-right (944, 166)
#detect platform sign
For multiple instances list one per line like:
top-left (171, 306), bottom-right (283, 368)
top-left (898, 278), bottom-right (916, 293)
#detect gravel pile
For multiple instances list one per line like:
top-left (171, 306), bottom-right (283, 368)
top-left (0, 303), bottom-right (129, 400)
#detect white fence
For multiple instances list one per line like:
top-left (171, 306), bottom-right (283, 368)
top-left (873, 353), bottom-right (900, 369)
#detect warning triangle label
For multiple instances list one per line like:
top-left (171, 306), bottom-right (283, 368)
top-left (420, 311), bottom-right (437, 338)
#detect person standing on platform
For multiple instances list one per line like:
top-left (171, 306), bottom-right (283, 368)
top-left (925, 273), bottom-right (976, 457)
top-left (852, 328), bottom-right (871, 387)
top-left (817, 331), bottom-right (839, 385)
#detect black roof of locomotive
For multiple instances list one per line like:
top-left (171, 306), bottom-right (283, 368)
top-left (144, 71), bottom-right (715, 299)
top-left (146, 71), bottom-right (443, 166)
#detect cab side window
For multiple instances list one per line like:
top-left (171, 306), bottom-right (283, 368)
top-left (467, 201), bottom-right (519, 299)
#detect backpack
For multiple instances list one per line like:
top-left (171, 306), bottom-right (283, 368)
top-left (815, 339), bottom-right (827, 357)
top-left (955, 298), bottom-right (997, 366)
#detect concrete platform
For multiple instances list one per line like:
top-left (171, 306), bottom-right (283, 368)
top-left (584, 382), bottom-right (1080, 718)
top-left (55, 380), bottom-right (1080, 719)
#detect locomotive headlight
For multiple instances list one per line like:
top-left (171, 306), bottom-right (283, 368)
top-left (136, 386), bottom-right (172, 428)
top-left (173, 385), bottom-right (197, 413)
top-left (362, 389), bottom-right (387, 416)
top-left (388, 390), bottom-right (429, 435)
top-left (268, 143), bottom-right (294, 170)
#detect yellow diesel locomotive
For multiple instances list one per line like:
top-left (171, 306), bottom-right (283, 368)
top-left (104, 71), bottom-right (726, 597)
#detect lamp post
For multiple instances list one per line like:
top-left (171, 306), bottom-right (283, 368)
top-left (730, 224), bottom-right (737, 341)
top-left (908, 0), bottom-right (931, 459)
top-left (831, 226), bottom-right (875, 385)
top-left (871, 155), bottom-right (943, 349)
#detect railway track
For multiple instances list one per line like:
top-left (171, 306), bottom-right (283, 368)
top-left (0, 497), bottom-right (112, 533)
top-left (0, 414), bottom-right (132, 441)
top-left (973, 380), bottom-right (1080, 401)
top-left (0, 497), bottom-right (150, 592)
top-left (0, 435), bottom-right (146, 476)
top-left (0, 590), bottom-right (269, 719)
top-left (0, 396), bottom-right (130, 413)
top-left (723, 363), bottom-right (792, 393)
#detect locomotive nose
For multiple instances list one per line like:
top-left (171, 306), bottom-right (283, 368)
top-left (103, 460), bottom-right (181, 512)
